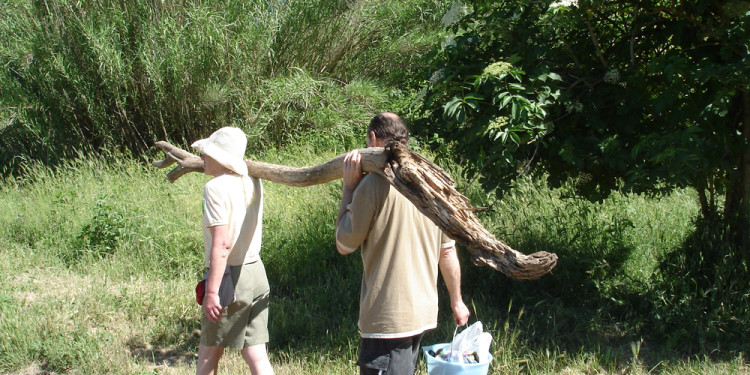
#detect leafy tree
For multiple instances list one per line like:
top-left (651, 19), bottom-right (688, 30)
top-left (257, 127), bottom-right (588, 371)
top-left (413, 0), bottom-right (750, 251)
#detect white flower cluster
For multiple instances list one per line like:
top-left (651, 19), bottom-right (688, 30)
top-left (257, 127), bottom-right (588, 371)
top-left (488, 116), bottom-right (509, 130)
top-left (442, 1), bottom-right (468, 27)
top-left (429, 68), bottom-right (446, 85)
top-left (565, 101), bottom-right (584, 113)
top-left (549, 0), bottom-right (577, 8)
top-left (482, 61), bottom-right (513, 78)
top-left (603, 68), bottom-right (620, 84)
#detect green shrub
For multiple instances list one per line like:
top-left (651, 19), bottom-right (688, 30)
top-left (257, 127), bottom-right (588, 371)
top-left (452, 174), bottom-right (701, 352)
top-left (72, 197), bottom-right (130, 262)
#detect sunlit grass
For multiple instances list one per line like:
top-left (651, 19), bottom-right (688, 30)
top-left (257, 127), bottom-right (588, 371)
top-left (0, 149), bottom-right (745, 374)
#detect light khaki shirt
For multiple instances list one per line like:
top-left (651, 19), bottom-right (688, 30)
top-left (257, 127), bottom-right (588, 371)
top-left (202, 174), bottom-right (264, 267)
top-left (336, 173), bottom-right (455, 338)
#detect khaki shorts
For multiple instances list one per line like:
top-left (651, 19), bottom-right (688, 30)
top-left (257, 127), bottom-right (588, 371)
top-left (200, 261), bottom-right (270, 348)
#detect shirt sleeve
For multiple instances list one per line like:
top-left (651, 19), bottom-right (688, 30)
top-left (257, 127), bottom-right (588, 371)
top-left (203, 181), bottom-right (229, 228)
top-left (335, 175), bottom-right (383, 253)
top-left (440, 232), bottom-right (456, 250)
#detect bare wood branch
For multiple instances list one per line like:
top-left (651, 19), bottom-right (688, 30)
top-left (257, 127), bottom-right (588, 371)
top-left (152, 141), bottom-right (558, 279)
top-left (583, 13), bottom-right (608, 69)
top-left (153, 140), bottom-right (388, 186)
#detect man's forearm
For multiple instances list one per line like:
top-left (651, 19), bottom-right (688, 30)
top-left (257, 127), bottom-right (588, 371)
top-left (439, 247), bottom-right (464, 304)
top-left (439, 246), bottom-right (470, 325)
top-left (207, 225), bottom-right (230, 295)
top-left (207, 246), bottom-right (229, 294)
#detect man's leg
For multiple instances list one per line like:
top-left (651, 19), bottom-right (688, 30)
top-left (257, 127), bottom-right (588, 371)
top-left (196, 344), bottom-right (224, 375)
top-left (241, 343), bottom-right (274, 375)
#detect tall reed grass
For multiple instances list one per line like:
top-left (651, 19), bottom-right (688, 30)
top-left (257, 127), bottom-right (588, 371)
top-left (269, 0), bottom-right (448, 83)
top-left (0, 0), bottom-right (448, 174)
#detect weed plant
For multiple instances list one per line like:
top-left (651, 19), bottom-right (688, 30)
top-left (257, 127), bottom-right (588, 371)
top-left (2, 147), bottom-right (748, 374)
top-left (244, 72), bottom-right (387, 152)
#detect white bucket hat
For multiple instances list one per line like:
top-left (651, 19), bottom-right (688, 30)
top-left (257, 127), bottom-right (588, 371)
top-left (191, 127), bottom-right (249, 176)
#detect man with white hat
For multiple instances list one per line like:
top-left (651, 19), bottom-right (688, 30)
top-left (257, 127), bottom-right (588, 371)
top-left (191, 127), bottom-right (274, 375)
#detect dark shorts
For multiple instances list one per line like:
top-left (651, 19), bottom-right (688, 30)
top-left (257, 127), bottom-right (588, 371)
top-left (357, 333), bottom-right (425, 375)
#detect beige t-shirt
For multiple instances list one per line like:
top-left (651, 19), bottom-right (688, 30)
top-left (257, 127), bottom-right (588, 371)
top-left (202, 174), bottom-right (263, 267)
top-left (336, 173), bottom-right (455, 338)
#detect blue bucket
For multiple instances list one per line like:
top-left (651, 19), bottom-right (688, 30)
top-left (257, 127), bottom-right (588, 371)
top-left (422, 343), bottom-right (492, 375)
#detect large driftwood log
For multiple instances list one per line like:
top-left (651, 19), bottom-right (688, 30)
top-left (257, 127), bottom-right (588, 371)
top-left (153, 141), bottom-right (557, 280)
top-left (381, 143), bottom-right (557, 280)
top-left (153, 141), bottom-right (389, 185)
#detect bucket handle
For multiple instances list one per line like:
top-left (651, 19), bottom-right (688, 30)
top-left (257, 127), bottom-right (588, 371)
top-left (449, 325), bottom-right (461, 363)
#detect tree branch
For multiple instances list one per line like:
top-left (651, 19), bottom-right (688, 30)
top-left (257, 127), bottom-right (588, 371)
top-left (583, 13), bottom-right (608, 69)
top-left (152, 141), bottom-right (558, 279)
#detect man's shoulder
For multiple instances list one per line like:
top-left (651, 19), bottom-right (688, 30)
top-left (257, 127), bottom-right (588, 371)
top-left (207, 173), bottom-right (239, 185)
top-left (204, 174), bottom-right (241, 195)
top-left (360, 172), bottom-right (390, 190)
top-left (349, 173), bottom-right (392, 209)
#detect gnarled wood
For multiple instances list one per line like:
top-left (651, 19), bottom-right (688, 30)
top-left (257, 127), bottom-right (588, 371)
top-left (381, 143), bottom-right (557, 280)
top-left (153, 141), bottom-right (557, 279)
top-left (153, 141), bottom-right (388, 185)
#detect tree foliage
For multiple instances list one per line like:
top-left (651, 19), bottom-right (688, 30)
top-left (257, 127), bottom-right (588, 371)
top-left (413, 0), bottom-right (750, 248)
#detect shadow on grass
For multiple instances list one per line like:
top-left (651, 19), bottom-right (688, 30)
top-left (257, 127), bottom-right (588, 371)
top-left (261, 203), bottom-right (363, 352)
top-left (650, 213), bottom-right (750, 355)
top-left (127, 318), bottom-right (199, 367)
top-left (454, 213), bottom-right (750, 371)
top-left (129, 345), bottom-right (195, 367)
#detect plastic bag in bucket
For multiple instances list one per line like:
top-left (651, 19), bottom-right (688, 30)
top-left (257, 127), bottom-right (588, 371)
top-left (422, 343), bottom-right (492, 375)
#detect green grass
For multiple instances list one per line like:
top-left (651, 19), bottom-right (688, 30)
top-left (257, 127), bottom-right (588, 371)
top-left (1, 147), bottom-right (747, 374)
